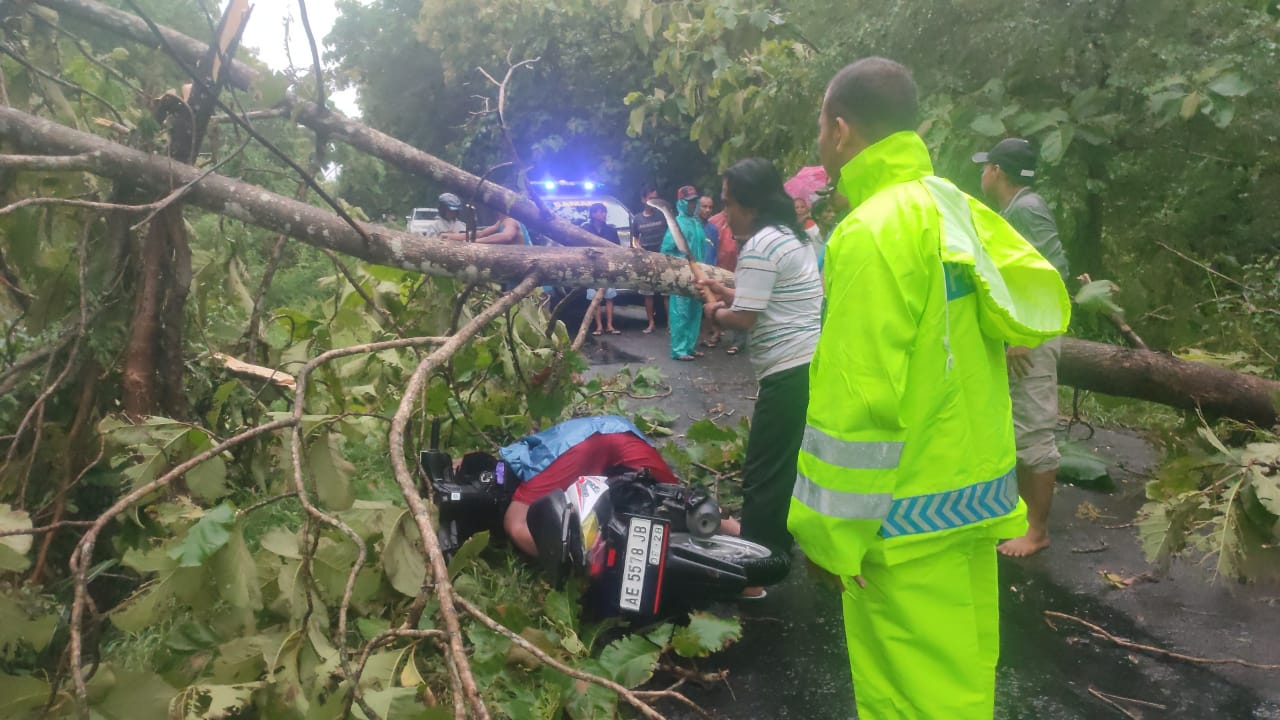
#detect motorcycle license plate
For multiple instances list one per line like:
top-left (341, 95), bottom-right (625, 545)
top-left (618, 516), bottom-right (668, 614)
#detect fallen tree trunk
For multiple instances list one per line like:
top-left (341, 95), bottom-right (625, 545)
top-left (6, 114), bottom-right (1279, 430)
top-left (34, 0), bottom-right (258, 91)
top-left (1060, 338), bottom-right (1280, 428)
top-left (0, 105), bottom-right (728, 295)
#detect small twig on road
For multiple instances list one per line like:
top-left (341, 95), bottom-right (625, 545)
top-left (656, 662), bottom-right (729, 686)
top-left (1087, 688), bottom-right (1141, 720)
top-left (1045, 611), bottom-right (1280, 670)
top-left (1092, 689), bottom-right (1168, 711)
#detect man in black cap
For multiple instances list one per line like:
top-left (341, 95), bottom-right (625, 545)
top-left (973, 137), bottom-right (1070, 558)
top-left (430, 192), bottom-right (468, 238)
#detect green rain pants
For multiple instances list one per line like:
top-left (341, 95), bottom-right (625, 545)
top-left (668, 294), bottom-right (702, 359)
top-left (841, 533), bottom-right (999, 719)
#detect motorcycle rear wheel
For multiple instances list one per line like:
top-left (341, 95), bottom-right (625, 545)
top-left (667, 533), bottom-right (790, 586)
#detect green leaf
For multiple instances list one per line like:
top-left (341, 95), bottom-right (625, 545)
top-left (0, 674), bottom-right (51, 717)
top-left (308, 432), bottom-right (355, 511)
top-left (448, 530), bottom-right (490, 579)
top-left (1137, 493), bottom-right (1208, 571)
top-left (1039, 127), bottom-right (1066, 164)
top-left (259, 527), bottom-right (302, 559)
top-left (544, 589), bottom-right (576, 631)
top-left (172, 682), bottom-right (260, 719)
top-left (1057, 441), bottom-right (1113, 491)
top-left (1245, 448), bottom-right (1280, 517)
top-left (186, 454), bottom-right (229, 503)
top-left (564, 660), bottom-right (618, 720)
top-left (0, 596), bottom-right (58, 659)
top-left (211, 522), bottom-right (262, 613)
top-left (969, 114), bottom-right (1005, 137)
top-left (1180, 91), bottom-right (1202, 120)
top-left (644, 622), bottom-right (675, 649)
top-left (110, 576), bottom-right (175, 634)
top-left (671, 612), bottom-right (742, 658)
top-left (382, 513), bottom-right (427, 597)
top-left (1197, 425), bottom-right (1233, 458)
top-left (1207, 72), bottom-right (1252, 98)
top-left (598, 634), bottom-right (661, 688)
top-left (0, 504), bottom-right (33, 572)
top-left (167, 503), bottom-right (236, 567)
top-left (686, 418), bottom-right (736, 443)
top-left (93, 669), bottom-right (175, 720)
top-left (1073, 279), bottom-right (1123, 316)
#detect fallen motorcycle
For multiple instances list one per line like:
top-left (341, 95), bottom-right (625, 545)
top-left (421, 445), bottom-right (788, 617)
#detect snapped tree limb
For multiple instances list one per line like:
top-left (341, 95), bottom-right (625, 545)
top-left (33, 0), bottom-right (258, 91)
top-left (0, 105), bottom-right (728, 296)
top-left (1059, 338), bottom-right (1280, 428)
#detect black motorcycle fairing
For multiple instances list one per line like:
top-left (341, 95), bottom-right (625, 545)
top-left (526, 491), bottom-right (579, 587)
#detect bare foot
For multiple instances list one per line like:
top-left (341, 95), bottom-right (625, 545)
top-left (998, 530), bottom-right (1050, 558)
top-left (719, 517), bottom-right (741, 536)
top-left (740, 586), bottom-right (766, 600)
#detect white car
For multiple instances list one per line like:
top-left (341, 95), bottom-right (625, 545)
top-left (406, 207), bottom-right (439, 235)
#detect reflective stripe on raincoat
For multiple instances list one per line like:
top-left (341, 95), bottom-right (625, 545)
top-left (787, 131), bottom-right (1071, 577)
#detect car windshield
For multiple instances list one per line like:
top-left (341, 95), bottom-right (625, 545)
top-left (412, 209), bottom-right (437, 220)
top-left (548, 197), bottom-right (630, 230)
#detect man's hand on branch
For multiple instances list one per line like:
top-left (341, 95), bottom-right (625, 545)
top-left (695, 277), bottom-right (732, 303)
top-left (704, 300), bottom-right (726, 326)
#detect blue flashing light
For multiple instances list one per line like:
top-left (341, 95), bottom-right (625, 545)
top-left (542, 180), bottom-right (557, 193)
top-left (582, 180), bottom-right (597, 192)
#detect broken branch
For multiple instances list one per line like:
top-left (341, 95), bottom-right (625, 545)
top-left (1045, 610), bottom-right (1280, 670)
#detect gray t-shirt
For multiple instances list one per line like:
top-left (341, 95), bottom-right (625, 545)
top-left (425, 217), bottom-right (467, 236)
top-left (1003, 188), bottom-right (1070, 279)
top-left (731, 225), bottom-right (823, 380)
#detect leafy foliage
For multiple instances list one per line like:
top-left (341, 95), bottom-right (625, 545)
top-left (1138, 424), bottom-right (1280, 582)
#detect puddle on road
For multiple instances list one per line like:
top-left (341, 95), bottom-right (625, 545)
top-left (660, 555), bottom-right (1280, 719)
top-left (582, 339), bottom-right (647, 365)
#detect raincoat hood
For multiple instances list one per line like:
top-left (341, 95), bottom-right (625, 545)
top-left (837, 132), bottom-right (1070, 347)
top-left (676, 196), bottom-right (697, 217)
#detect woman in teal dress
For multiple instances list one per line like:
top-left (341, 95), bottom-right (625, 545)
top-left (659, 186), bottom-right (709, 361)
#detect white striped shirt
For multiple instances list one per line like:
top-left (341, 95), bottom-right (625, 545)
top-left (731, 225), bottom-right (823, 380)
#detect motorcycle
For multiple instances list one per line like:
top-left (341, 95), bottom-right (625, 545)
top-left (421, 440), bottom-right (788, 617)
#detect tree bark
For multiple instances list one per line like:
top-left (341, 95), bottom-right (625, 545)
top-left (0, 105), bottom-right (729, 295)
top-left (120, 0), bottom-right (249, 418)
top-left (33, 0), bottom-right (258, 91)
top-left (1060, 338), bottom-right (1280, 427)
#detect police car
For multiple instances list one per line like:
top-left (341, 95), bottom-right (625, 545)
top-left (538, 179), bottom-right (634, 248)
top-left (537, 180), bottom-right (653, 312)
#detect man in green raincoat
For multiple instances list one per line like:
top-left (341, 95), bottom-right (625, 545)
top-left (788, 58), bottom-right (1070, 718)
top-left (660, 185), bottom-right (709, 361)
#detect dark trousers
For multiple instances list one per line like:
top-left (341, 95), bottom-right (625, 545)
top-left (741, 363), bottom-right (809, 553)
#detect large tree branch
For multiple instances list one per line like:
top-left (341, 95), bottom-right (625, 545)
top-left (32, 0), bottom-right (257, 91)
top-left (0, 105), bottom-right (727, 296)
top-left (1060, 338), bottom-right (1280, 427)
top-left (284, 99), bottom-right (623, 252)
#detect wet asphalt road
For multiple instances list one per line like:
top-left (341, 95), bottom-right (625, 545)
top-left (656, 558), bottom-right (1280, 719)
top-left (581, 305), bottom-right (1280, 720)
